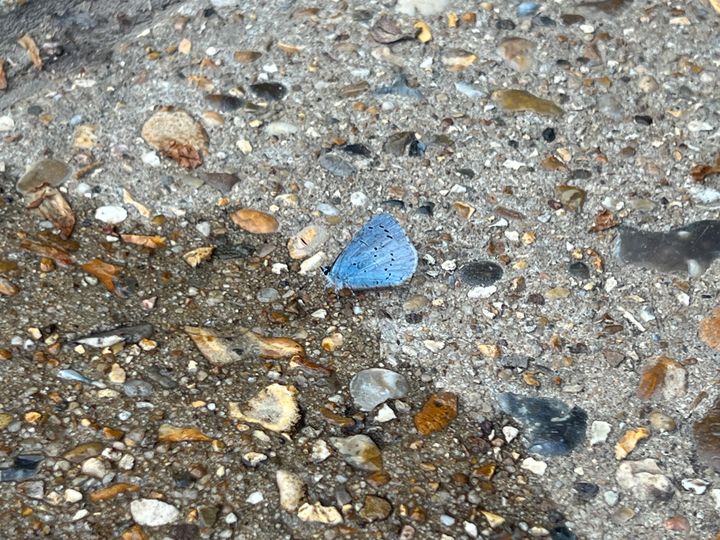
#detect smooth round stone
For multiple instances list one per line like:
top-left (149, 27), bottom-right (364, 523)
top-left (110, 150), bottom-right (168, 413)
top-left (257, 288), bottom-right (280, 303)
top-left (350, 192), bottom-right (368, 206)
top-left (95, 206), bottom-right (128, 224)
top-left (265, 121), bottom-right (297, 136)
top-left (349, 368), bottom-right (409, 411)
top-left (458, 261), bottom-right (503, 287)
top-left (123, 380), bottom-right (154, 398)
top-left (16, 159), bottom-right (70, 193)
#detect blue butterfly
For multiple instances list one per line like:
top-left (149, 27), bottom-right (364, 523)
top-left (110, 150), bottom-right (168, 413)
top-left (325, 213), bottom-right (418, 291)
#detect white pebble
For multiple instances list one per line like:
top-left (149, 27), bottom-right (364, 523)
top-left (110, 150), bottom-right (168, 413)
top-left (141, 151), bottom-right (161, 167)
top-left (521, 457), bottom-right (547, 476)
top-left (265, 121), bottom-right (298, 136)
top-left (502, 425), bottom-right (519, 443)
top-left (246, 491), bottom-right (264, 505)
top-left (64, 489), bottom-right (83, 503)
top-left (590, 421), bottom-right (611, 445)
top-left (0, 116), bottom-right (15, 132)
top-left (130, 499), bottom-right (179, 526)
top-left (95, 205), bottom-right (128, 224)
top-left (350, 192), bottom-right (368, 206)
top-left (375, 403), bottom-right (397, 423)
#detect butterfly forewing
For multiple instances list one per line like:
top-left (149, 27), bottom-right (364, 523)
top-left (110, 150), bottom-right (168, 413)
top-left (327, 213), bottom-right (417, 290)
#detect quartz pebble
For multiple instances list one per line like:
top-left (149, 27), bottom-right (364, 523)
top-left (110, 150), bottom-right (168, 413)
top-left (130, 499), bottom-right (180, 527)
top-left (330, 435), bottom-right (383, 472)
top-left (616, 459), bottom-right (675, 501)
top-left (276, 470), bottom-right (306, 512)
top-left (349, 368), bottom-right (409, 411)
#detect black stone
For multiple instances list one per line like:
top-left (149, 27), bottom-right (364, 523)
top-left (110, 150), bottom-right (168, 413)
top-left (533, 15), bottom-right (557, 27)
top-left (340, 143), bottom-right (372, 157)
top-left (498, 393), bottom-right (588, 456)
top-left (542, 127), bottom-right (556, 142)
top-left (417, 202), bottom-right (435, 217)
top-left (250, 82), bottom-right (288, 101)
top-left (495, 18), bottom-right (516, 30)
top-left (568, 262), bottom-right (590, 279)
top-left (551, 526), bottom-right (577, 540)
top-left (381, 199), bottom-right (405, 209)
top-left (458, 261), bottom-right (503, 287)
top-left (408, 139), bottom-right (426, 157)
top-left (570, 169), bottom-right (592, 180)
top-left (634, 114), bottom-right (653, 126)
top-left (573, 481), bottom-right (599, 501)
top-left (405, 312), bottom-right (423, 324)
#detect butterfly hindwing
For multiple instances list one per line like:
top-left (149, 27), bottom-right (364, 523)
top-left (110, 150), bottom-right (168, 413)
top-left (326, 213), bottom-right (417, 290)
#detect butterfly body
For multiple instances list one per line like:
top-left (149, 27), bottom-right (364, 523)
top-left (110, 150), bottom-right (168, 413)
top-left (325, 213), bottom-right (418, 291)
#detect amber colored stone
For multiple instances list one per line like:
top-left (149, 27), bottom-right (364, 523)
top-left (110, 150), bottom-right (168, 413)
top-left (121, 524), bottom-right (149, 540)
top-left (699, 308), bottom-right (720, 350)
top-left (414, 392), bottom-right (458, 435)
top-left (89, 483), bottom-right (140, 503)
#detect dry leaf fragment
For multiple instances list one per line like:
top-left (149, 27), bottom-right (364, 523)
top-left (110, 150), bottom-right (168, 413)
top-left (121, 234), bottom-right (166, 249)
top-left (81, 258), bottom-right (122, 295)
top-left (160, 140), bottom-right (203, 169)
top-left (370, 15), bottom-right (408, 44)
top-left (690, 155), bottom-right (720, 183)
top-left (615, 427), bottom-right (650, 460)
top-left (122, 189), bottom-right (152, 218)
top-left (0, 277), bottom-right (19, 296)
top-left (20, 239), bottom-right (74, 267)
top-left (277, 43), bottom-right (303, 56)
top-left (17, 34), bottom-right (42, 69)
top-left (158, 424), bottom-right (212, 443)
top-left (230, 208), bottom-right (280, 234)
top-left (239, 328), bottom-right (305, 359)
top-left (414, 21), bottom-right (432, 43)
top-left (590, 209), bottom-right (619, 233)
top-left (141, 108), bottom-right (208, 169)
top-left (26, 186), bottom-right (75, 239)
top-left (289, 354), bottom-right (334, 377)
top-left (233, 50), bottom-right (262, 63)
top-left (185, 326), bottom-right (244, 366)
top-left (187, 75), bottom-right (215, 92)
top-left (183, 246), bottom-right (214, 267)
top-left (0, 58), bottom-right (7, 90)
top-left (229, 384), bottom-right (299, 432)
top-left (75, 161), bottom-right (102, 180)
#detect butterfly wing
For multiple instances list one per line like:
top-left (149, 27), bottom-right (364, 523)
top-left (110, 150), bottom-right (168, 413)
top-left (326, 213), bottom-right (417, 290)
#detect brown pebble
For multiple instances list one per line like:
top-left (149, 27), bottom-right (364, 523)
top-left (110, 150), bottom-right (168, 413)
top-left (414, 392), bottom-right (458, 436)
top-left (230, 208), bottom-right (279, 234)
top-left (121, 524), bottom-right (149, 540)
top-left (367, 471), bottom-right (391, 487)
top-left (699, 308), bottom-right (720, 351)
top-left (663, 515), bottom-right (690, 532)
top-left (359, 495), bottom-right (392, 522)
